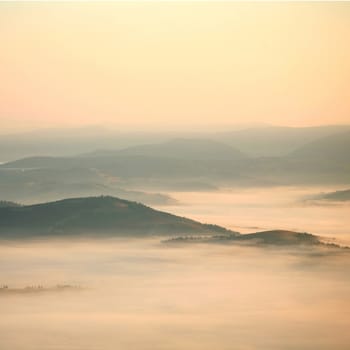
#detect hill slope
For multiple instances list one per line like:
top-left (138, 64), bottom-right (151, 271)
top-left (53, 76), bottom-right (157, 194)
top-left (0, 196), bottom-right (235, 238)
top-left (166, 230), bottom-right (343, 248)
top-left (289, 130), bottom-right (350, 163)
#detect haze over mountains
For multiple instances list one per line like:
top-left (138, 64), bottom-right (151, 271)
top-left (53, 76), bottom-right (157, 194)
top-left (1, 124), bottom-right (349, 161)
top-left (0, 164), bottom-right (176, 205)
top-left (83, 138), bottom-right (246, 161)
top-left (2, 3), bottom-right (350, 349)
top-left (289, 130), bottom-right (350, 163)
top-left (215, 125), bottom-right (350, 157)
top-left (0, 125), bottom-right (349, 203)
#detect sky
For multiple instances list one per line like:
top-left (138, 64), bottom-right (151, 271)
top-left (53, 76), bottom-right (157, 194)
top-left (1, 2), bottom-right (350, 132)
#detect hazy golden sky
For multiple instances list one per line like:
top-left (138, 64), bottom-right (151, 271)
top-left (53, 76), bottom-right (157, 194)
top-left (1, 2), bottom-right (350, 132)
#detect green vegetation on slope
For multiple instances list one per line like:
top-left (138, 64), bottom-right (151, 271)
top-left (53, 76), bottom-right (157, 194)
top-left (0, 196), bottom-right (236, 238)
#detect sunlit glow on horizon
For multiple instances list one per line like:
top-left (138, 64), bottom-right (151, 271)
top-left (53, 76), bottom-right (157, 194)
top-left (1, 2), bottom-right (350, 132)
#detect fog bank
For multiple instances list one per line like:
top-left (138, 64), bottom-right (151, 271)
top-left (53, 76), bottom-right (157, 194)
top-left (1, 238), bottom-right (349, 350)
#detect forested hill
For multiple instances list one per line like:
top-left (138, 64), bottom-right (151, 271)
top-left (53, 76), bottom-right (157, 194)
top-left (0, 196), bottom-right (236, 238)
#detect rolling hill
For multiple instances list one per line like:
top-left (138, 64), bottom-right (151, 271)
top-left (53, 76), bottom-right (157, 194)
top-left (0, 166), bottom-right (177, 205)
top-left (0, 196), bottom-right (236, 238)
top-left (289, 130), bottom-right (350, 163)
top-left (166, 230), bottom-right (344, 248)
top-left (229, 230), bottom-right (321, 246)
top-left (0, 196), bottom-right (345, 249)
top-left (2, 138), bottom-right (246, 168)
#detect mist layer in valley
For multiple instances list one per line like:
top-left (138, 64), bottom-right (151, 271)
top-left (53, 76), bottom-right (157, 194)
top-left (156, 186), bottom-right (350, 244)
top-left (1, 237), bottom-right (350, 350)
top-left (1, 125), bottom-right (349, 350)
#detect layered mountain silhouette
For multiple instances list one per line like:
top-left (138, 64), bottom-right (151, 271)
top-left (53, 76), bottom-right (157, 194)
top-left (1, 130), bottom-right (349, 191)
top-left (1, 125), bottom-right (349, 161)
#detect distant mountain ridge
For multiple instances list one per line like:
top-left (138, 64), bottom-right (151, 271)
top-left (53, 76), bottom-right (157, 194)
top-left (1, 125), bottom-right (349, 161)
top-left (213, 125), bottom-right (350, 156)
top-left (289, 130), bottom-right (350, 163)
top-left (1, 130), bottom-right (350, 189)
top-left (98, 138), bottom-right (247, 160)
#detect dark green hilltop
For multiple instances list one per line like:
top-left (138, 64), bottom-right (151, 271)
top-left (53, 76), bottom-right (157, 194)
top-left (0, 196), bottom-right (234, 238)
